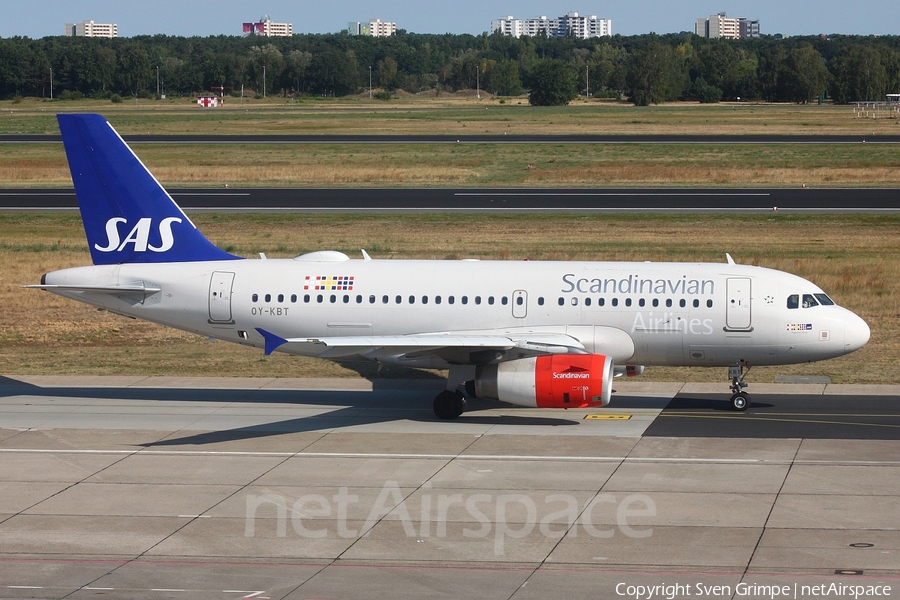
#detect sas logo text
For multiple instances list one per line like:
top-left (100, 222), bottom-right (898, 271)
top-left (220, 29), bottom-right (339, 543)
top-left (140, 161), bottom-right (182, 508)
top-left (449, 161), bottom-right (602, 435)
top-left (95, 217), bottom-right (182, 253)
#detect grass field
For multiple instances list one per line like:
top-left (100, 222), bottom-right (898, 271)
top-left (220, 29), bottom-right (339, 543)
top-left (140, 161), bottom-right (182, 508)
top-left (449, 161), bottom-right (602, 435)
top-left (0, 100), bottom-right (895, 386)
top-left (0, 213), bottom-right (895, 385)
top-left (3, 96), bottom-right (900, 136)
top-left (4, 98), bottom-right (900, 188)
top-left (4, 141), bottom-right (900, 188)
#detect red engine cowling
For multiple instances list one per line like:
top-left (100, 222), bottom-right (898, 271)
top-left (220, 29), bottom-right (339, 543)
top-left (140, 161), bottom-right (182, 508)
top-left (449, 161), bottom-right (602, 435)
top-left (473, 354), bottom-right (614, 408)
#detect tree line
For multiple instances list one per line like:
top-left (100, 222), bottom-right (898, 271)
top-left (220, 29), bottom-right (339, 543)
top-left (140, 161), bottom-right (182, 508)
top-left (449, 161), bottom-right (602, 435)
top-left (2, 31), bottom-right (900, 106)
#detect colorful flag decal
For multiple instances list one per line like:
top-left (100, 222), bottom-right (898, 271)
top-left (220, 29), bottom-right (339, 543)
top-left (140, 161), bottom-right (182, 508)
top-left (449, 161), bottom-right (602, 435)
top-left (304, 275), bottom-right (354, 291)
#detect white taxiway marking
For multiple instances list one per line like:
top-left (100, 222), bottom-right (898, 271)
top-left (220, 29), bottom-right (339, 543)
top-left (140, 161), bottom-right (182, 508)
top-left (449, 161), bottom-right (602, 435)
top-left (2, 447), bottom-right (899, 465)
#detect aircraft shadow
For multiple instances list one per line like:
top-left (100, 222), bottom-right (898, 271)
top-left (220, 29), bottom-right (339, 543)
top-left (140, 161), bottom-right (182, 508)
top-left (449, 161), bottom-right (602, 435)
top-left (664, 394), bottom-right (775, 411)
top-left (0, 377), bottom-right (581, 445)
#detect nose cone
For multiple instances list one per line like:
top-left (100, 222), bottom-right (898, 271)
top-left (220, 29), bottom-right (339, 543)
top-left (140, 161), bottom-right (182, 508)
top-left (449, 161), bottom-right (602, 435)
top-left (844, 311), bottom-right (870, 353)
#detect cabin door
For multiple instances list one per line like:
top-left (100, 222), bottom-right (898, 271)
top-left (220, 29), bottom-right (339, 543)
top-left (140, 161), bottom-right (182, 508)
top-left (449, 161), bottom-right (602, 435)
top-left (725, 277), bottom-right (752, 330)
top-left (209, 271), bottom-right (235, 323)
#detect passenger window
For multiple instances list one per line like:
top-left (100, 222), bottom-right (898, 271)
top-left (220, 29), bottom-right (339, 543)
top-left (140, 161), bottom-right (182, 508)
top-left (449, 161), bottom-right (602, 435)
top-left (265, 294), bottom-right (271, 303)
top-left (422, 296), bottom-right (428, 304)
top-left (343, 295), bottom-right (350, 303)
top-left (802, 294), bottom-right (819, 308)
top-left (787, 295), bottom-right (799, 309)
top-left (395, 295), bottom-right (402, 304)
top-left (612, 298), bottom-right (618, 307)
top-left (558, 297), bottom-right (565, 306)
top-left (317, 294), bottom-right (323, 303)
top-left (680, 299), bottom-right (686, 308)
top-left (639, 298), bottom-right (645, 307)
top-left (382, 295), bottom-right (388, 304)
top-left (291, 294), bottom-right (297, 303)
top-left (369, 295), bottom-right (376, 304)
top-left (488, 297), bottom-right (494, 305)
top-left (666, 299), bottom-right (672, 308)
top-left (330, 295), bottom-right (336, 303)
top-left (304, 294), bottom-right (310, 303)
top-left (599, 298), bottom-right (605, 307)
top-left (475, 296), bottom-right (482, 305)
top-left (707, 300), bottom-right (713, 308)
top-left (409, 295), bottom-right (415, 304)
top-left (252, 294), bottom-right (258, 302)
top-left (462, 296), bottom-right (468, 305)
top-left (571, 297), bottom-right (578, 306)
top-left (625, 298), bottom-right (632, 307)
top-left (356, 295), bottom-right (363, 303)
top-left (449, 296), bottom-right (455, 305)
top-left (693, 299), bottom-right (699, 308)
top-left (277, 294), bottom-right (284, 303)
top-left (652, 298), bottom-right (659, 308)
top-left (585, 298), bottom-right (592, 307)
top-left (502, 297), bottom-right (508, 305)
top-left (435, 296), bottom-right (441, 305)
top-left (537, 297), bottom-right (544, 306)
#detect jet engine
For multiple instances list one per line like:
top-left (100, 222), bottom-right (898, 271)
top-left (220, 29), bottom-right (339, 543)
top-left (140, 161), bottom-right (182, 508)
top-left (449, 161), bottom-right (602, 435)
top-left (471, 354), bottom-right (614, 408)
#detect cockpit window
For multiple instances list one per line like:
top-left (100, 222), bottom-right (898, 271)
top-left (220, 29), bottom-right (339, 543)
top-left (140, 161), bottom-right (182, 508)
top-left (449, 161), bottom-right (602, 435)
top-left (814, 293), bottom-right (835, 306)
top-left (787, 294), bottom-right (799, 309)
top-left (802, 294), bottom-right (819, 308)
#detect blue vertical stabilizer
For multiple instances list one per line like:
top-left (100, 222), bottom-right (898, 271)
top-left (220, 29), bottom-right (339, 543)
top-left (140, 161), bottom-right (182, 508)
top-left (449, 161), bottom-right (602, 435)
top-left (57, 114), bottom-right (241, 265)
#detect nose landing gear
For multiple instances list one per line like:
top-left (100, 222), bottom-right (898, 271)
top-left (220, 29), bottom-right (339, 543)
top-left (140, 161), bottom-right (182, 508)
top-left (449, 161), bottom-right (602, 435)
top-left (729, 363), bottom-right (751, 411)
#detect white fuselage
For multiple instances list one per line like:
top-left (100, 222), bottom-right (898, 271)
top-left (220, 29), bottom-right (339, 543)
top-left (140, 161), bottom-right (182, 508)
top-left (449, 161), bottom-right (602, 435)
top-left (42, 254), bottom-right (870, 369)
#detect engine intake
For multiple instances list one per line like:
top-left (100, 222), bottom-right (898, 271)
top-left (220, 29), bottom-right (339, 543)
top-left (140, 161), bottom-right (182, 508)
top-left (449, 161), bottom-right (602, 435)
top-left (473, 354), bottom-right (614, 408)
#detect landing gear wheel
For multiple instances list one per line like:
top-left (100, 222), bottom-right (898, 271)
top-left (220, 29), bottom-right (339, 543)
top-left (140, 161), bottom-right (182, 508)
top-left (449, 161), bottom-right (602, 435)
top-left (433, 390), bottom-right (467, 420)
top-left (730, 392), bottom-right (751, 412)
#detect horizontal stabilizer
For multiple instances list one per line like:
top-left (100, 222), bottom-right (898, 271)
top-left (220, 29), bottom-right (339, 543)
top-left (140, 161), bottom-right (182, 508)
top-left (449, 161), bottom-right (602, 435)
top-left (24, 283), bottom-right (161, 294)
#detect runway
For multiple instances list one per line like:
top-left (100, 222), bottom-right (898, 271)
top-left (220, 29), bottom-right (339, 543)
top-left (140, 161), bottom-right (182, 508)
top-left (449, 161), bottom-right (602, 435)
top-left (3, 186), bottom-right (899, 213)
top-left (4, 133), bottom-right (900, 144)
top-left (1, 376), bottom-right (898, 599)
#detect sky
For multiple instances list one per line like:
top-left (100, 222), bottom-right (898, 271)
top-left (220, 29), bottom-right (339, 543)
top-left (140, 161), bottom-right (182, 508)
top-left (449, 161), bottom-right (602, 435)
top-left (3, 0), bottom-right (900, 39)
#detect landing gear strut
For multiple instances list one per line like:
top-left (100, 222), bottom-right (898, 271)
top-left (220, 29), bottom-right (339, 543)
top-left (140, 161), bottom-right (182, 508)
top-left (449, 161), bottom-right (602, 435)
top-left (728, 363), bottom-right (751, 412)
top-left (433, 390), bottom-right (466, 420)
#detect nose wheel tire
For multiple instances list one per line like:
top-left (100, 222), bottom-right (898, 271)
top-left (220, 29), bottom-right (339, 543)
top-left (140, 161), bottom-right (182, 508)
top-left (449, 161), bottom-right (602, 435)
top-left (434, 390), bottom-right (467, 420)
top-left (730, 392), bottom-right (750, 411)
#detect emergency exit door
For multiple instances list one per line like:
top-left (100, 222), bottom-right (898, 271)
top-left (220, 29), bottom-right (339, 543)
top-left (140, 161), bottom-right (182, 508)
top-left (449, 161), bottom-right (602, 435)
top-left (512, 290), bottom-right (527, 318)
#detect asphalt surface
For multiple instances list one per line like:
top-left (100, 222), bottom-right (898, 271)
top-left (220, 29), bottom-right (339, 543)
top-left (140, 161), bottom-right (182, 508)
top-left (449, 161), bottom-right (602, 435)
top-left (645, 392), bottom-right (900, 439)
top-left (0, 377), bottom-right (898, 600)
top-left (4, 133), bottom-right (900, 144)
top-left (3, 186), bottom-right (899, 213)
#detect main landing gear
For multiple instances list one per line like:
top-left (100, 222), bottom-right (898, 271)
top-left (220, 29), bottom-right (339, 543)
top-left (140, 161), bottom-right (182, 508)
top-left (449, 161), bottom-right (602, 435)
top-left (432, 365), bottom-right (475, 420)
top-left (728, 363), bottom-right (751, 412)
top-left (433, 390), bottom-right (467, 420)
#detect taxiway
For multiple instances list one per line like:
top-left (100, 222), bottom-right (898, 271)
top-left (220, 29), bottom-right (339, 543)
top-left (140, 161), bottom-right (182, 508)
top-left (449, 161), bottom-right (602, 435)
top-left (0, 376), bottom-right (898, 599)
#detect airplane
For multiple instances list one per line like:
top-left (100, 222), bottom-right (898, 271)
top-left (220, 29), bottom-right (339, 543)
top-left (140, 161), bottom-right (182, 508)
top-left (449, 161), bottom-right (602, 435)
top-left (28, 114), bottom-right (871, 420)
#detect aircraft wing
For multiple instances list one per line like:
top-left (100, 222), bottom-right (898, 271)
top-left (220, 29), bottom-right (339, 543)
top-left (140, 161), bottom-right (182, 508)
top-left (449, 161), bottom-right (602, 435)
top-left (255, 328), bottom-right (589, 365)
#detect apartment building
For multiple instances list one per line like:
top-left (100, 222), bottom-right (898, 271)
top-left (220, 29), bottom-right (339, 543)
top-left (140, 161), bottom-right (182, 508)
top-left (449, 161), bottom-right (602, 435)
top-left (695, 13), bottom-right (759, 39)
top-left (492, 12), bottom-right (611, 39)
top-left (348, 19), bottom-right (397, 37)
top-left (242, 16), bottom-right (292, 37)
top-left (64, 20), bottom-right (118, 38)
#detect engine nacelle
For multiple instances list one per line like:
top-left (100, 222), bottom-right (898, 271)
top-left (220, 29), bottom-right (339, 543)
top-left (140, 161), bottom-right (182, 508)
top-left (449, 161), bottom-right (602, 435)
top-left (473, 354), bottom-right (614, 409)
